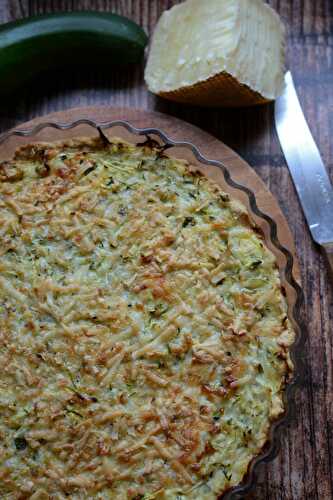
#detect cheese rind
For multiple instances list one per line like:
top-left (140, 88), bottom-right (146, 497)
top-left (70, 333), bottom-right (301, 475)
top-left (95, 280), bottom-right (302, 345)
top-left (145, 0), bottom-right (285, 107)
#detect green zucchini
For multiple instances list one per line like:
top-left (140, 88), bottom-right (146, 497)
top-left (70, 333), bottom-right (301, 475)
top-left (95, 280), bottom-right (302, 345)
top-left (0, 11), bottom-right (148, 93)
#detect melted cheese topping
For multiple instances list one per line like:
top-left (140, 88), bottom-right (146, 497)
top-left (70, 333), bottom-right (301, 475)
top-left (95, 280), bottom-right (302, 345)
top-left (0, 138), bottom-right (294, 499)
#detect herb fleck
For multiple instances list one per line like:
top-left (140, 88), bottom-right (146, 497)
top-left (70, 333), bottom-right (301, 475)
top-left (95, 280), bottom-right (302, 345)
top-left (82, 165), bottom-right (96, 176)
top-left (14, 436), bottom-right (27, 451)
top-left (249, 260), bottom-right (262, 270)
top-left (182, 216), bottom-right (195, 228)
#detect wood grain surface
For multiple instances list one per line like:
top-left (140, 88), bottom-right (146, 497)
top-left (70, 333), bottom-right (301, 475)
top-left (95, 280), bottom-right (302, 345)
top-left (0, 1), bottom-right (332, 499)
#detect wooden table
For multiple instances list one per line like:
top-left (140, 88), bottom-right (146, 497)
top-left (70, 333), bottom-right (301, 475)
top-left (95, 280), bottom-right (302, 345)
top-left (0, 1), bottom-right (332, 499)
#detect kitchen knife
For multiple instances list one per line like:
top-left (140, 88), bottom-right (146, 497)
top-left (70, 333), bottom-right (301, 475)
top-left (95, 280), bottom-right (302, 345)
top-left (275, 71), bottom-right (333, 273)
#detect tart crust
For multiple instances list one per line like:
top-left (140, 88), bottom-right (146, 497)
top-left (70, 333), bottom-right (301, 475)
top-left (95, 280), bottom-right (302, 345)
top-left (0, 136), bottom-right (294, 499)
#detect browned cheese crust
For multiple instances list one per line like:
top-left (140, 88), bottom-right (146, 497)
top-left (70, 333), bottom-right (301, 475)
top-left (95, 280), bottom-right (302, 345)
top-left (0, 137), bottom-right (294, 499)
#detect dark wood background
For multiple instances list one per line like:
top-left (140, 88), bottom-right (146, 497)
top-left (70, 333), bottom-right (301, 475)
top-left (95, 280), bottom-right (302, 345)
top-left (0, 1), bottom-right (332, 499)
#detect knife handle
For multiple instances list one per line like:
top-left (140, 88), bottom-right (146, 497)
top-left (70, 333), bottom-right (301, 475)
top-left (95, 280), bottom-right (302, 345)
top-left (323, 244), bottom-right (333, 275)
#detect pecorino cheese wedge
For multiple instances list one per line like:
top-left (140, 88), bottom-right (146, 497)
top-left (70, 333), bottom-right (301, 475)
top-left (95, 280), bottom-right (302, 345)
top-left (145, 0), bottom-right (286, 107)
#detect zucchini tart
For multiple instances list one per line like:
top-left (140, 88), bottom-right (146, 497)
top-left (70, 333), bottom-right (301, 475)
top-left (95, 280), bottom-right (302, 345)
top-left (0, 136), bottom-right (294, 499)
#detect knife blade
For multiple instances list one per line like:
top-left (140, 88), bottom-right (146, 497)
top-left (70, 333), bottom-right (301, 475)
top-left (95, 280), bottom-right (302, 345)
top-left (275, 71), bottom-right (333, 272)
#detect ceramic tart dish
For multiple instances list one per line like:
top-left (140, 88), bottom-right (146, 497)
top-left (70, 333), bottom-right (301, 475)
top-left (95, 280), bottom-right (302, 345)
top-left (0, 120), bottom-right (304, 499)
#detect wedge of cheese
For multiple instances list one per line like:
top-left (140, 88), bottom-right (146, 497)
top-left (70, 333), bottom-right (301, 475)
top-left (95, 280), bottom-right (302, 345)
top-left (145, 0), bottom-right (286, 107)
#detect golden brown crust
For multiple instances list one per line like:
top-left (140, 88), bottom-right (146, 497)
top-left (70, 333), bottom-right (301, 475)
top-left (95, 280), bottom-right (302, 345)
top-left (0, 136), bottom-right (294, 499)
